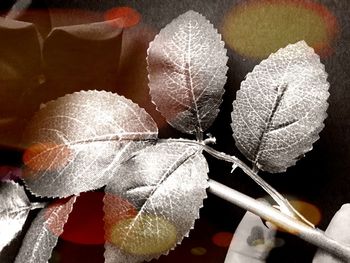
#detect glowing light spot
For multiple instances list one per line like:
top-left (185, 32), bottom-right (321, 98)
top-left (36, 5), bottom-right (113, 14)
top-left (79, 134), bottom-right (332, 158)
top-left (110, 214), bottom-right (177, 255)
top-left (289, 199), bottom-right (322, 226)
top-left (46, 192), bottom-right (105, 245)
top-left (212, 232), bottom-right (233, 247)
top-left (190, 246), bottom-right (207, 256)
top-left (23, 143), bottom-right (71, 173)
top-left (221, 0), bottom-right (338, 59)
top-left (104, 193), bottom-right (138, 241)
top-left (104, 7), bottom-right (141, 28)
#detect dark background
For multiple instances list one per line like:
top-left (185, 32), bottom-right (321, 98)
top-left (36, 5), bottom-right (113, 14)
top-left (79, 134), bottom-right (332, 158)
top-left (0, 0), bottom-right (349, 262)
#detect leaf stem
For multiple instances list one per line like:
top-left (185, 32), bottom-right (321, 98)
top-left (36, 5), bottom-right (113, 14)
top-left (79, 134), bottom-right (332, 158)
top-left (208, 179), bottom-right (350, 262)
top-left (202, 144), bottom-right (314, 227)
top-left (167, 138), bottom-right (312, 227)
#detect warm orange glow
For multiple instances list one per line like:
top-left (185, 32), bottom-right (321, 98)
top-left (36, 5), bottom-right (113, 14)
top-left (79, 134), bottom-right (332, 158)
top-left (221, 0), bottom-right (338, 59)
top-left (23, 143), bottom-right (72, 173)
top-left (104, 7), bottom-right (141, 28)
top-left (212, 232), bottom-right (234, 247)
top-left (289, 199), bottom-right (322, 226)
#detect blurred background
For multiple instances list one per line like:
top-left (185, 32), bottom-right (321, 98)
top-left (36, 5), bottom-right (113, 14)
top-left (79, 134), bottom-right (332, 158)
top-left (0, 0), bottom-right (349, 262)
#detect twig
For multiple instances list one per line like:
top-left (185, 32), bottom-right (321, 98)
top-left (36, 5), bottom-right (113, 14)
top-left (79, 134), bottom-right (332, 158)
top-left (208, 179), bottom-right (350, 262)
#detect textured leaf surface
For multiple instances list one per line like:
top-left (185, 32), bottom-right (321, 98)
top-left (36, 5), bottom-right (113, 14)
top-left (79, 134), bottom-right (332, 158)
top-left (0, 181), bottom-right (32, 252)
top-left (231, 41), bottom-right (329, 172)
top-left (104, 140), bottom-right (208, 263)
top-left (14, 196), bottom-right (77, 263)
top-left (147, 10), bottom-right (228, 134)
top-left (23, 90), bottom-right (158, 198)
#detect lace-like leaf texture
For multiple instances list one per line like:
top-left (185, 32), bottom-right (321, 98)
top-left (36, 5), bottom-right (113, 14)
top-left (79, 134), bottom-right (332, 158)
top-left (15, 196), bottom-right (77, 263)
top-left (147, 10), bottom-right (228, 135)
top-left (0, 181), bottom-right (42, 253)
top-left (231, 41), bottom-right (329, 173)
top-left (104, 140), bottom-right (208, 263)
top-left (22, 90), bottom-right (158, 198)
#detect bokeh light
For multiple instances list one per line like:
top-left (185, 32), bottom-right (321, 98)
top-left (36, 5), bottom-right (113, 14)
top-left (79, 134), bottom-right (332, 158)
top-left (212, 232), bottom-right (233, 248)
top-left (221, 0), bottom-right (338, 59)
top-left (104, 193), bottom-right (138, 241)
top-left (104, 7), bottom-right (141, 28)
top-left (47, 192), bottom-right (105, 245)
top-left (190, 246), bottom-right (207, 256)
top-left (23, 143), bottom-right (72, 173)
top-left (289, 199), bottom-right (322, 226)
top-left (109, 214), bottom-right (177, 255)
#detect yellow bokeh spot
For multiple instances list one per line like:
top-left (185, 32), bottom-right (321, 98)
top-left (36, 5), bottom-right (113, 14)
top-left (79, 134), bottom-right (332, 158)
top-left (289, 199), bottom-right (322, 226)
top-left (221, 0), bottom-right (338, 59)
top-left (190, 247), bottom-right (207, 256)
top-left (110, 214), bottom-right (177, 255)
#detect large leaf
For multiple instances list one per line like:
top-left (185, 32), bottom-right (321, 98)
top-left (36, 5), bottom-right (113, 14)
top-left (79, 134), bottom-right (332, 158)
top-left (147, 10), bottom-right (228, 135)
top-left (0, 17), bottom-right (43, 148)
top-left (0, 181), bottom-right (42, 252)
top-left (22, 90), bottom-right (158, 198)
top-left (43, 20), bottom-right (123, 100)
top-left (104, 140), bottom-right (208, 263)
top-left (14, 196), bottom-right (77, 263)
top-left (231, 41), bottom-right (329, 173)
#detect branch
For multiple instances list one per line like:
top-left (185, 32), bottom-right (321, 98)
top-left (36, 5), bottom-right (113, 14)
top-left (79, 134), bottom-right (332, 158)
top-left (208, 179), bottom-right (350, 262)
top-left (202, 144), bottom-right (314, 227)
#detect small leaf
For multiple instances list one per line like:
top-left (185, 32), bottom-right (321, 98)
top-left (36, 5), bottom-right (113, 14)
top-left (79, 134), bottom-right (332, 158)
top-left (14, 196), bottom-right (77, 263)
top-left (104, 140), bottom-right (208, 262)
top-left (0, 181), bottom-right (33, 252)
top-left (231, 41), bottom-right (329, 173)
top-left (147, 10), bottom-right (228, 135)
top-left (22, 90), bottom-right (158, 198)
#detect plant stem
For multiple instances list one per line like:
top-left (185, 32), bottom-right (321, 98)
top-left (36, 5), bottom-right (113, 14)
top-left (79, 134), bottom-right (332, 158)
top-left (208, 179), bottom-right (350, 262)
top-left (202, 144), bottom-right (314, 227)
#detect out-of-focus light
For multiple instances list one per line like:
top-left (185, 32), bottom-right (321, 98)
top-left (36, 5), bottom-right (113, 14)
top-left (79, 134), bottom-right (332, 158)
top-left (212, 232), bottom-right (234, 248)
top-left (190, 246), bottom-right (207, 256)
top-left (46, 192), bottom-right (105, 245)
top-left (221, 0), bottom-right (338, 59)
top-left (109, 214), bottom-right (177, 255)
top-left (23, 143), bottom-right (71, 173)
top-left (289, 199), bottom-right (322, 226)
top-left (104, 193), bottom-right (138, 241)
top-left (104, 7), bottom-right (141, 28)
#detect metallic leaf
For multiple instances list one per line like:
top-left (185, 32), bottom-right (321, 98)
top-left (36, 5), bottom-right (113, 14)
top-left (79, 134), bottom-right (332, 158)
top-left (0, 181), bottom-right (34, 252)
top-left (231, 41), bottom-right (329, 173)
top-left (104, 140), bottom-right (208, 263)
top-left (23, 90), bottom-right (158, 198)
top-left (147, 10), bottom-right (228, 135)
top-left (14, 196), bottom-right (77, 263)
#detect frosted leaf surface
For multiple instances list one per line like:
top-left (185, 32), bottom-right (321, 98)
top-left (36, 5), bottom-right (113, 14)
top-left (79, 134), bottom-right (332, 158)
top-left (14, 196), bottom-right (77, 263)
top-left (147, 10), bottom-right (228, 134)
top-left (231, 41), bottom-right (329, 173)
top-left (23, 90), bottom-right (158, 198)
top-left (0, 181), bottom-right (35, 252)
top-left (104, 140), bottom-right (208, 262)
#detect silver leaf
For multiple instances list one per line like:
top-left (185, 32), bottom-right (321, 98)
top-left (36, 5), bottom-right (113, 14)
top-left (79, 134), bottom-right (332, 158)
top-left (23, 90), bottom-right (158, 198)
top-left (0, 181), bottom-right (33, 252)
top-left (231, 41), bottom-right (329, 173)
top-left (15, 195), bottom-right (77, 263)
top-left (103, 140), bottom-right (208, 263)
top-left (147, 10), bottom-right (228, 135)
